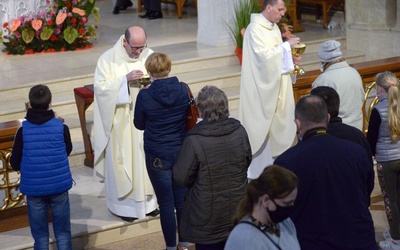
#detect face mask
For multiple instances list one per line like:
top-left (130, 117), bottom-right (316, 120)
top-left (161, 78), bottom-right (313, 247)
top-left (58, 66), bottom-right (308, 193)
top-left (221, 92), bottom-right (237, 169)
top-left (267, 199), bottom-right (295, 223)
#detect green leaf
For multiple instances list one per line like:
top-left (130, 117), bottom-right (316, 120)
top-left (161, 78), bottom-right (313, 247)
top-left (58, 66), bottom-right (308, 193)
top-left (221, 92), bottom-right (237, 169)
top-left (83, 0), bottom-right (96, 15)
top-left (92, 7), bottom-right (100, 22)
top-left (226, 0), bottom-right (260, 49)
top-left (63, 27), bottom-right (78, 44)
top-left (40, 27), bottom-right (54, 41)
top-left (22, 29), bottom-right (35, 44)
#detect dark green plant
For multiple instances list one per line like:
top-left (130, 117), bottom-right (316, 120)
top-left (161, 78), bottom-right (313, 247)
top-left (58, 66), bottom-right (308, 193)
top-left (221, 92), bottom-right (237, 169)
top-left (227, 0), bottom-right (260, 49)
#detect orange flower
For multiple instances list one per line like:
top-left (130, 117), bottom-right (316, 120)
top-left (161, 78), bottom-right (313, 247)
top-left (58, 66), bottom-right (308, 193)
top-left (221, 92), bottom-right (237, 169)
top-left (10, 20), bottom-right (21, 32)
top-left (56, 12), bottom-right (67, 25)
top-left (72, 7), bottom-right (86, 16)
top-left (32, 19), bottom-right (43, 31)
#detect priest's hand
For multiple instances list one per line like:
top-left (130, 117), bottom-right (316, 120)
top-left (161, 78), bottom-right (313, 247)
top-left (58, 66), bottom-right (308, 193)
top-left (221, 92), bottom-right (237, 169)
top-left (293, 56), bottom-right (302, 65)
top-left (288, 36), bottom-right (300, 46)
top-left (126, 70), bottom-right (144, 82)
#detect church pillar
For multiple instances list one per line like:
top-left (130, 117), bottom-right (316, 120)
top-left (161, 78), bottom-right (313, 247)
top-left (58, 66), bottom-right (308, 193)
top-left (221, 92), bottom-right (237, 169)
top-left (197, 0), bottom-right (237, 47)
top-left (346, 0), bottom-right (400, 60)
top-left (347, 0), bottom-right (391, 30)
top-left (394, 0), bottom-right (400, 30)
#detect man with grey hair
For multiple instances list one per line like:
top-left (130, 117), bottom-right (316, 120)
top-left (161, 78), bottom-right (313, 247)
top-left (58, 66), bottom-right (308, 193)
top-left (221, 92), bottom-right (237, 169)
top-left (312, 40), bottom-right (365, 131)
top-left (275, 95), bottom-right (376, 250)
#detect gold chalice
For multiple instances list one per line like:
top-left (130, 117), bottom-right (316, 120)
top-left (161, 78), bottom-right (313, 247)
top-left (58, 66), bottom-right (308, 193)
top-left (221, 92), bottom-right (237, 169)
top-left (138, 74), bottom-right (151, 86)
top-left (291, 43), bottom-right (307, 75)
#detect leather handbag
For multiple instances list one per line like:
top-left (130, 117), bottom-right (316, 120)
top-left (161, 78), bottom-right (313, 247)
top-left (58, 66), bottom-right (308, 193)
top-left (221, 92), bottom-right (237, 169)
top-left (184, 83), bottom-right (199, 130)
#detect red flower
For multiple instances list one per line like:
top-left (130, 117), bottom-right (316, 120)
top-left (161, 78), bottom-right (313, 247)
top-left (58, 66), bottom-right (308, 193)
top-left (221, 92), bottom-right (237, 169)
top-left (3, 22), bottom-right (8, 29)
top-left (47, 19), bottom-right (53, 26)
top-left (71, 17), bottom-right (77, 24)
top-left (66, 2), bottom-right (72, 8)
top-left (11, 41), bottom-right (16, 46)
top-left (50, 34), bottom-right (57, 41)
top-left (78, 27), bottom-right (85, 35)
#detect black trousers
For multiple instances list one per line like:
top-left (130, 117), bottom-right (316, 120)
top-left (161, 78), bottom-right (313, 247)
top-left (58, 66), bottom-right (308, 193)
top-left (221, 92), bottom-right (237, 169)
top-left (142, 0), bottom-right (161, 11)
top-left (115, 0), bottom-right (133, 8)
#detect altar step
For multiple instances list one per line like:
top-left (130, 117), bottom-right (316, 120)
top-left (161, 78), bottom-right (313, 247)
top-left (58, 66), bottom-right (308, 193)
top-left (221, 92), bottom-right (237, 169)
top-left (0, 36), bottom-right (364, 169)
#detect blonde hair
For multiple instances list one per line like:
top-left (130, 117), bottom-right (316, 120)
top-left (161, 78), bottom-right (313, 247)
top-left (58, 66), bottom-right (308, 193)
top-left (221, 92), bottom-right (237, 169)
top-left (376, 71), bottom-right (400, 142)
top-left (145, 52), bottom-right (171, 78)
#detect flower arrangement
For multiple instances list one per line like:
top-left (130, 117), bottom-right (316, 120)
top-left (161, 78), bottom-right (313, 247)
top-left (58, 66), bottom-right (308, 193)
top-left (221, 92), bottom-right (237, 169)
top-left (278, 11), bottom-right (293, 41)
top-left (1, 0), bottom-right (100, 55)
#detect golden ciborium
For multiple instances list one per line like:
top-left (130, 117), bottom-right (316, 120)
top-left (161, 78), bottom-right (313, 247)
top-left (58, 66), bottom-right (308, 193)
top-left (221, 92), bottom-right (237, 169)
top-left (291, 43), bottom-right (307, 75)
top-left (138, 74), bottom-right (151, 86)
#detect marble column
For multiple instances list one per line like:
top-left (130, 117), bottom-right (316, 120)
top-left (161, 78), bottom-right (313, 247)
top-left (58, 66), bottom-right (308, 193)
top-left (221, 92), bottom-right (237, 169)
top-left (394, 0), bottom-right (400, 31)
top-left (347, 0), bottom-right (391, 30)
top-left (197, 0), bottom-right (237, 47)
top-left (346, 0), bottom-right (400, 60)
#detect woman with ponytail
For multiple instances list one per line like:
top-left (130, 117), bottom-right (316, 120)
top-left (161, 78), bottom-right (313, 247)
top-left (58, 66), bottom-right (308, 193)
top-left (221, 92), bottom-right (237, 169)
top-left (225, 165), bottom-right (300, 250)
top-left (367, 71), bottom-right (400, 250)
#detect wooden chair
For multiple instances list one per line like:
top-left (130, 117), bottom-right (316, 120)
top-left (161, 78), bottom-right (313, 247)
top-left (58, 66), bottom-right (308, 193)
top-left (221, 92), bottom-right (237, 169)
top-left (137, 0), bottom-right (197, 19)
top-left (286, 0), bottom-right (304, 32)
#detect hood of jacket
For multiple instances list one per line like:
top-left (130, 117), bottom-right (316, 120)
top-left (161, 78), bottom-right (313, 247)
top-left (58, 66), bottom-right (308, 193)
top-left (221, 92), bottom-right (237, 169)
top-left (148, 76), bottom-right (184, 107)
top-left (25, 109), bottom-right (55, 125)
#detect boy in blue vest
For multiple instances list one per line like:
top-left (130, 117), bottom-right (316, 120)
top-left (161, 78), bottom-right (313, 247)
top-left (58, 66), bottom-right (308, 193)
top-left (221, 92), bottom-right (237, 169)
top-left (10, 84), bottom-right (73, 250)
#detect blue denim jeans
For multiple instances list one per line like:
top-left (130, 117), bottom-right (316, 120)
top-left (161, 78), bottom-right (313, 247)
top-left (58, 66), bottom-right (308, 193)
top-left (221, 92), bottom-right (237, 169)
top-left (27, 191), bottom-right (72, 250)
top-left (146, 154), bottom-right (187, 248)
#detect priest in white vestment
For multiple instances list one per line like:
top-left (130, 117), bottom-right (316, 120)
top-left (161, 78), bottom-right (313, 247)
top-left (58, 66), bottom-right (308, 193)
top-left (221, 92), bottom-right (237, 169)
top-left (239, 0), bottom-right (302, 179)
top-left (93, 26), bottom-right (157, 220)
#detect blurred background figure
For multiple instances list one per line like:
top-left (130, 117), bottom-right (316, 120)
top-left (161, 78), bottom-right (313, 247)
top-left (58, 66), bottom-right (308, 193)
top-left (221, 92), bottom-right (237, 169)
top-left (225, 165), bottom-right (300, 250)
top-left (174, 85), bottom-right (252, 250)
top-left (134, 52), bottom-right (189, 250)
top-left (138, 0), bottom-right (163, 19)
top-left (367, 71), bottom-right (400, 250)
top-left (113, 0), bottom-right (134, 14)
top-left (312, 40), bottom-right (365, 130)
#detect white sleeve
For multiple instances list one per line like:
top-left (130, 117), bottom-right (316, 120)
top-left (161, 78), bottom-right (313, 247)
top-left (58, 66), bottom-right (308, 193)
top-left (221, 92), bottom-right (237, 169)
top-left (116, 77), bottom-right (131, 104)
top-left (280, 41), bottom-right (295, 74)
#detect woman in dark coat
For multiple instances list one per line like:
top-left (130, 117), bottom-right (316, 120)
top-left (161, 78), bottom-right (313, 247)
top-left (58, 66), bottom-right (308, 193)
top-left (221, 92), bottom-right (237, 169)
top-left (173, 85), bottom-right (252, 250)
top-left (134, 52), bottom-right (189, 250)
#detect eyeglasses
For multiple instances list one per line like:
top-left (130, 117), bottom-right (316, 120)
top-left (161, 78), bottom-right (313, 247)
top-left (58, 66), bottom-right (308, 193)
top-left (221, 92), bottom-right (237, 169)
top-left (125, 39), bottom-right (147, 53)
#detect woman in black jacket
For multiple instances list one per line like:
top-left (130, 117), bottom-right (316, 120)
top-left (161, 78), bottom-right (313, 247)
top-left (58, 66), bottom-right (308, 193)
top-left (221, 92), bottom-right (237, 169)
top-left (173, 85), bottom-right (252, 250)
top-left (134, 52), bottom-right (189, 250)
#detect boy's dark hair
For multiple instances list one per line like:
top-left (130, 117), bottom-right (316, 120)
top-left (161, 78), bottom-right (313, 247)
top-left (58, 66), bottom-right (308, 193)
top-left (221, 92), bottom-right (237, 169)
top-left (29, 84), bottom-right (52, 110)
top-left (310, 86), bottom-right (340, 118)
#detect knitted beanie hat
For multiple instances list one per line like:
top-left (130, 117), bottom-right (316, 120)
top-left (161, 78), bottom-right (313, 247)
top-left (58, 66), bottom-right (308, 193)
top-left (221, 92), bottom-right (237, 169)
top-left (318, 40), bottom-right (343, 63)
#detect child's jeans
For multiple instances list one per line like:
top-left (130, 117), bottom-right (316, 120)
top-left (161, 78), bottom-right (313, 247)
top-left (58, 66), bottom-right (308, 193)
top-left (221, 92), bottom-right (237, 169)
top-left (27, 191), bottom-right (72, 250)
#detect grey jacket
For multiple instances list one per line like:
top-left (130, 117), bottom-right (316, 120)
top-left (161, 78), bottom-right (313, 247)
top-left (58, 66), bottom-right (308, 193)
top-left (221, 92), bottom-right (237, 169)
top-left (375, 97), bottom-right (400, 162)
